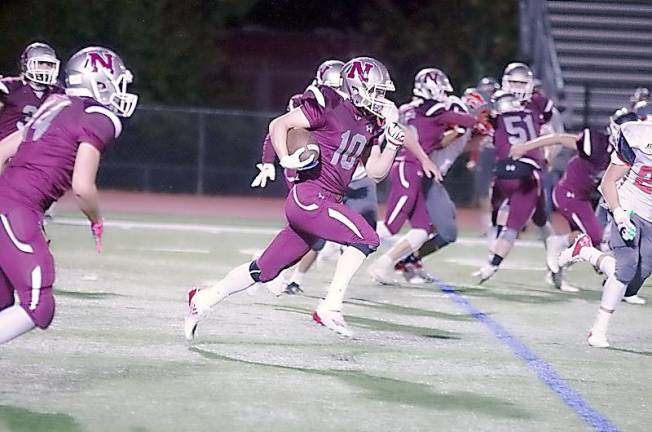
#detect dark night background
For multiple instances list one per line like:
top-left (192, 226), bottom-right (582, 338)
top-left (0, 0), bottom-right (519, 199)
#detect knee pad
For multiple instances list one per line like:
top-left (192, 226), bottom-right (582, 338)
top-left (249, 261), bottom-right (262, 283)
top-left (311, 239), bottom-right (326, 252)
top-left (21, 287), bottom-right (55, 329)
top-left (498, 227), bottom-right (518, 243)
top-left (351, 243), bottom-right (376, 257)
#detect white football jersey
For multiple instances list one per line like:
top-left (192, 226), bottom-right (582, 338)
top-left (429, 129), bottom-right (472, 176)
top-left (612, 121), bottom-right (652, 222)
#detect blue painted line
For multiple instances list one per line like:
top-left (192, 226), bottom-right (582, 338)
top-left (433, 279), bottom-right (620, 432)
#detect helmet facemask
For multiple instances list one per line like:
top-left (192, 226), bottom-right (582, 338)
top-left (25, 56), bottom-right (60, 86)
top-left (502, 78), bottom-right (533, 103)
top-left (356, 81), bottom-right (395, 118)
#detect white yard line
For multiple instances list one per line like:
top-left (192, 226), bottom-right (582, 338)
top-left (53, 217), bottom-right (544, 248)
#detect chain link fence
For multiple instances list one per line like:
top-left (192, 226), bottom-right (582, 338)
top-left (100, 105), bottom-right (476, 206)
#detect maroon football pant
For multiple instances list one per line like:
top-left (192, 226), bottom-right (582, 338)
top-left (256, 182), bottom-right (379, 282)
top-left (0, 199), bottom-right (55, 329)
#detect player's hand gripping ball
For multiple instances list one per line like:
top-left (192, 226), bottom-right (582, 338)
top-left (280, 128), bottom-right (320, 170)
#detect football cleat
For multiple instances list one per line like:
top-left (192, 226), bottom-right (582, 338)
top-left (622, 294), bottom-right (647, 305)
top-left (312, 305), bottom-right (353, 337)
top-left (558, 234), bottom-right (592, 268)
top-left (184, 288), bottom-right (201, 342)
top-left (545, 236), bottom-right (567, 274)
top-left (473, 265), bottom-right (498, 285)
top-left (284, 282), bottom-right (304, 295)
top-left (369, 259), bottom-right (399, 285)
top-left (545, 271), bottom-right (579, 293)
top-left (587, 329), bottom-right (609, 348)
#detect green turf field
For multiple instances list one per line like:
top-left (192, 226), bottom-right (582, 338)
top-left (1, 213), bottom-right (649, 432)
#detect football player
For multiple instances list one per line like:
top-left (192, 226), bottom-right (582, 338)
top-left (186, 57), bottom-right (412, 339)
top-left (473, 88), bottom-right (547, 284)
top-left (509, 109), bottom-right (638, 291)
top-left (0, 47), bottom-right (137, 344)
top-left (392, 88), bottom-right (492, 284)
top-left (0, 42), bottom-right (63, 164)
top-left (557, 117), bottom-right (652, 347)
top-left (369, 68), bottom-right (477, 285)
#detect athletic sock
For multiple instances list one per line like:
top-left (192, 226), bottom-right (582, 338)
top-left (579, 247), bottom-right (611, 272)
top-left (322, 247), bottom-right (366, 311)
top-left (417, 234), bottom-right (449, 258)
top-left (537, 222), bottom-right (553, 242)
top-left (591, 308), bottom-right (612, 335)
top-left (0, 306), bottom-right (36, 344)
top-left (194, 262), bottom-right (255, 311)
top-left (600, 275), bottom-right (627, 311)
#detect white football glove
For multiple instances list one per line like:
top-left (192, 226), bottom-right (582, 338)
top-left (384, 122), bottom-right (405, 148)
top-left (250, 163), bottom-right (276, 188)
top-left (280, 147), bottom-right (316, 170)
top-left (613, 207), bottom-right (636, 241)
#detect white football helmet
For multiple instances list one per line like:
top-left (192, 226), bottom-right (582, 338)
top-left (315, 60), bottom-right (344, 89)
top-left (20, 42), bottom-right (60, 86)
top-left (64, 47), bottom-right (138, 117)
top-left (341, 56), bottom-right (395, 118)
top-left (492, 90), bottom-right (523, 114)
top-left (608, 108), bottom-right (638, 147)
top-left (413, 68), bottom-right (452, 101)
top-left (501, 62), bottom-right (534, 103)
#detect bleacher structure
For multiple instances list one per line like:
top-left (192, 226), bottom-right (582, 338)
top-left (520, 0), bottom-right (652, 129)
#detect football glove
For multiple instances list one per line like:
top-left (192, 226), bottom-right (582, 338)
top-left (280, 147), bottom-right (316, 170)
top-left (91, 219), bottom-right (104, 253)
top-left (384, 122), bottom-right (405, 148)
top-left (613, 207), bottom-right (636, 241)
top-left (250, 163), bottom-right (276, 188)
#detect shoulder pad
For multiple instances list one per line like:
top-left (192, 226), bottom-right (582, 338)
top-left (620, 121), bottom-right (652, 155)
top-left (424, 101), bottom-right (447, 117)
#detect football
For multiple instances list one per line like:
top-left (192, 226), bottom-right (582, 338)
top-left (286, 128), bottom-right (320, 169)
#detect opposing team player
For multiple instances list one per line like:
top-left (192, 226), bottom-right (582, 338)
top-left (558, 118), bottom-right (652, 347)
top-left (369, 68), bottom-right (477, 284)
top-left (509, 109), bottom-right (637, 291)
top-left (186, 57), bottom-right (405, 339)
top-left (391, 88), bottom-right (493, 283)
top-left (0, 42), bottom-right (63, 158)
top-left (0, 47), bottom-right (137, 344)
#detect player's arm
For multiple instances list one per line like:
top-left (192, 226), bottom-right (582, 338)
top-left (251, 134), bottom-right (276, 188)
top-left (72, 142), bottom-right (103, 222)
top-left (0, 130), bottom-right (23, 173)
top-left (364, 123), bottom-right (405, 183)
top-left (268, 108), bottom-right (314, 169)
top-left (439, 128), bottom-right (464, 148)
top-left (402, 125), bottom-right (443, 181)
top-left (509, 133), bottom-right (577, 158)
top-left (600, 162), bottom-right (629, 212)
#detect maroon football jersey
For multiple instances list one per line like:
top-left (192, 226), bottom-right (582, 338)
top-left (398, 98), bottom-right (476, 163)
top-left (526, 92), bottom-right (554, 128)
top-left (558, 128), bottom-right (611, 200)
top-left (492, 108), bottom-right (544, 168)
top-left (0, 77), bottom-right (63, 140)
top-left (298, 85), bottom-right (382, 195)
top-left (0, 93), bottom-right (120, 212)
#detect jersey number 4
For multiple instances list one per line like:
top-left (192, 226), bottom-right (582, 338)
top-left (331, 131), bottom-right (367, 170)
top-left (27, 99), bottom-right (71, 140)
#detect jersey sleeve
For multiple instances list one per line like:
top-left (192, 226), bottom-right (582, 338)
top-left (79, 106), bottom-right (122, 153)
top-left (299, 96), bottom-right (328, 129)
top-left (614, 131), bottom-right (636, 166)
top-left (437, 110), bottom-right (477, 128)
top-left (261, 133), bottom-right (276, 164)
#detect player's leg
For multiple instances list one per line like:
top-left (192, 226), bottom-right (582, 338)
top-left (474, 177), bottom-right (538, 283)
top-left (289, 186), bottom-right (379, 336)
top-left (370, 181), bottom-right (430, 285)
top-left (622, 272), bottom-right (647, 305)
top-left (624, 218), bottom-right (652, 305)
top-left (587, 217), bottom-right (644, 347)
top-left (0, 269), bottom-right (14, 311)
top-left (475, 146), bottom-right (495, 236)
top-left (381, 160), bottom-right (419, 242)
top-left (285, 241), bottom-right (324, 295)
top-left (186, 224), bottom-right (314, 340)
top-left (0, 208), bottom-right (55, 344)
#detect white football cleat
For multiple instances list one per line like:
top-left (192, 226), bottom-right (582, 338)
top-left (546, 271), bottom-right (580, 293)
top-left (312, 304), bottom-right (353, 337)
top-left (559, 280), bottom-right (580, 293)
top-left (623, 295), bottom-right (647, 305)
top-left (545, 236), bottom-right (567, 273)
top-left (368, 258), bottom-right (399, 285)
top-left (587, 329), bottom-right (609, 348)
top-left (558, 234), bottom-right (593, 268)
top-left (184, 288), bottom-right (201, 342)
top-left (473, 265), bottom-right (498, 285)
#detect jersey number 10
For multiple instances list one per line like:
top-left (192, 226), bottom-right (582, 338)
top-left (331, 130), bottom-right (367, 170)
